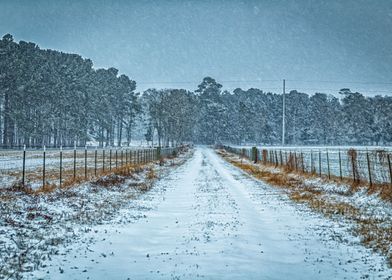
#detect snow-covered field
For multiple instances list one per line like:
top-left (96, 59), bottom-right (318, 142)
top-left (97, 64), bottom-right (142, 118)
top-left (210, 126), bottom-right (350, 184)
top-left (11, 147), bottom-right (389, 279)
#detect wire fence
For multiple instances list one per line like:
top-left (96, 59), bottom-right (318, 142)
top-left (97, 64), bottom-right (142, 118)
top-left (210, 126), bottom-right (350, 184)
top-left (0, 146), bottom-right (184, 190)
top-left (222, 145), bottom-right (392, 186)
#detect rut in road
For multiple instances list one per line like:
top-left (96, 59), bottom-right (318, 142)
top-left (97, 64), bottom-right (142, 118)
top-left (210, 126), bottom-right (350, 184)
top-left (31, 147), bottom-right (390, 280)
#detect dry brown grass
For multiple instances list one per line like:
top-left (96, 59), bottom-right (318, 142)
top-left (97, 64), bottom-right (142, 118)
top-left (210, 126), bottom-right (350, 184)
top-left (3, 147), bottom-right (186, 198)
top-left (4, 162), bottom-right (152, 196)
top-left (356, 220), bottom-right (392, 267)
top-left (218, 149), bottom-right (392, 267)
top-left (34, 183), bottom-right (57, 194)
top-left (92, 174), bottom-right (127, 188)
top-left (368, 182), bottom-right (392, 202)
top-left (146, 168), bottom-right (157, 180)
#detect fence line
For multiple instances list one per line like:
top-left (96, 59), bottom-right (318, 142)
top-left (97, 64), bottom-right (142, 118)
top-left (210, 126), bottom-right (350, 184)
top-left (222, 145), bottom-right (392, 186)
top-left (0, 146), bottom-right (185, 190)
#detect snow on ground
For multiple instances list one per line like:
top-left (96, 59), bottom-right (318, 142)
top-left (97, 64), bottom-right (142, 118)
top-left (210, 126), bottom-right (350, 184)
top-left (230, 144), bottom-right (392, 151)
top-left (301, 177), bottom-right (392, 220)
top-left (23, 147), bottom-right (391, 279)
top-left (0, 151), bottom-right (191, 279)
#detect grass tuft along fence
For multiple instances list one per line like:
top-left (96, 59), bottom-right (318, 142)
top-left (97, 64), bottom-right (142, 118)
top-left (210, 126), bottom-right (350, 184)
top-left (0, 146), bottom-right (186, 191)
top-left (222, 146), bottom-right (392, 187)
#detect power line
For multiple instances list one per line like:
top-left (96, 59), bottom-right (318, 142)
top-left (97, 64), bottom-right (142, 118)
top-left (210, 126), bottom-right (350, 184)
top-left (138, 79), bottom-right (392, 85)
top-left (286, 79), bottom-right (392, 85)
top-left (286, 88), bottom-right (392, 93)
top-left (136, 79), bottom-right (392, 95)
top-left (137, 79), bottom-right (281, 85)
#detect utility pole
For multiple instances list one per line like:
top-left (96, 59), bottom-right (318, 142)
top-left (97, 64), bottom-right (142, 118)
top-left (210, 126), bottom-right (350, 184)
top-left (282, 79), bottom-right (286, 146)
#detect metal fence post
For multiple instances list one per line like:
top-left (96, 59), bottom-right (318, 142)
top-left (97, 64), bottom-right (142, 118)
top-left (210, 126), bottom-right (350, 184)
top-left (388, 154), bottom-right (392, 187)
top-left (121, 150), bottom-right (124, 167)
top-left (326, 149), bottom-right (330, 179)
top-left (84, 146), bottom-right (87, 179)
top-left (73, 145), bottom-right (76, 180)
top-left (280, 150), bottom-right (283, 166)
top-left (103, 149), bottom-right (105, 172)
top-left (366, 150), bottom-right (372, 186)
top-left (94, 147), bottom-right (97, 176)
top-left (301, 152), bottom-right (305, 173)
top-left (338, 149), bottom-right (342, 180)
top-left (109, 149), bottom-right (112, 170)
top-left (115, 148), bottom-right (118, 169)
top-left (59, 146), bottom-right (62, 187)
top-left (284, 151), bottom-right (287, 167)
top-left (294, 152), bottom-right (298, 171)
top-left (310, 150), bottom-right (314, 173)
top-left (43, 145), bottom-right (46, 188)
top-left (22, 145), bottom-right (26, 186)
top-left (318, 150), bottom-right (322, 177)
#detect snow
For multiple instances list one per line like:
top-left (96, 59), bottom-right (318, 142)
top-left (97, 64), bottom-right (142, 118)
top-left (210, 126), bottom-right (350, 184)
top-left (26, 147), bottom-right (391, 279)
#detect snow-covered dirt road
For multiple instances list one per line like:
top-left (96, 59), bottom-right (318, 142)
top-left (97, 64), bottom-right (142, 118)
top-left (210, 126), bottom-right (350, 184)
top-left (31, 147), bottom-right (390, 279)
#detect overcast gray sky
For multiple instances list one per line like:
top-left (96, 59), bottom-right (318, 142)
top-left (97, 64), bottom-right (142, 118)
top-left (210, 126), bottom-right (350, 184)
top-left (1, 0), bottom-right (392, 94)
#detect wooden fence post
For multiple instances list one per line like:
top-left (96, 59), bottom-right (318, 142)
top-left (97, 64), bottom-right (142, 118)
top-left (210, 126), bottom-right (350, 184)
top-left (157, 147), bottom-right (161, 161)
top-left (252, 147), bottom-right (258, 163)
top-left (285, 150), bottom-right (288, 168)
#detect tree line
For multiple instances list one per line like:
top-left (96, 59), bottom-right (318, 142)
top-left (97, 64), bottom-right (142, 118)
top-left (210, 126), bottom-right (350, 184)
top-left (1, 34), bottom-right (391, 148)
top-left (0, 34), bottom-right (139, 148)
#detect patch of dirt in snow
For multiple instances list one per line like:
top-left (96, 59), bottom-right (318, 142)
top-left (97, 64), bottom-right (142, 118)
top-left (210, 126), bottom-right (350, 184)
top-left (0, 149), bottom-right (193, 279)
top-left (217, 149), bottom-right (392, 268)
